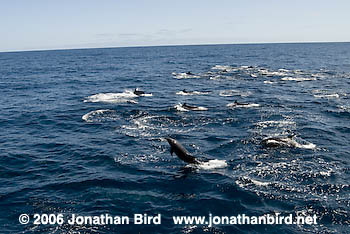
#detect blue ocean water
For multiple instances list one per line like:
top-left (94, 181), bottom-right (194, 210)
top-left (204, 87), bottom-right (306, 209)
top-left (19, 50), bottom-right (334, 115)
top-left (0, 43), bottom-right (350, 233)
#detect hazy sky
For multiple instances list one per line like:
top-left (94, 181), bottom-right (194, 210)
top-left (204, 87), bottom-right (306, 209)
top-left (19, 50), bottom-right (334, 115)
top-left (1, 0), bottom-right (349, 52)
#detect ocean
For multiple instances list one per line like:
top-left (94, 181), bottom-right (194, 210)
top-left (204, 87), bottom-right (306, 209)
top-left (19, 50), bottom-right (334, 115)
top-left (0, 43), bottom-right (349, 233)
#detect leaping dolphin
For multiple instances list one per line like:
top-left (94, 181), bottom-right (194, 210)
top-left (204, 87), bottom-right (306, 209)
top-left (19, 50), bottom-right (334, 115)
top-left (165, 137), bottom-right (200, 164)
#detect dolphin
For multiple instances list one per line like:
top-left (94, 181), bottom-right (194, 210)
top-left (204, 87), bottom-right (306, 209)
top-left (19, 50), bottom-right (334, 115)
top-left (182, 103), bottom-right (198, 110)
top-left (165, 137), bottom-right (200, 164)
top-left (232, 100), bottom-right (250, 106)
top-left (180, 103), bottom-right (208, 111)
top-left (134, 88), bottom-right (145, 96)
top-left (261, 134), bottom-right (296, 148)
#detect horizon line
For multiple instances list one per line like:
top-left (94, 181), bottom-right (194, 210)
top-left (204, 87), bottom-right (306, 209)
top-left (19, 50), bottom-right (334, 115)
top-left (1, 40), bottom-right (349, 54)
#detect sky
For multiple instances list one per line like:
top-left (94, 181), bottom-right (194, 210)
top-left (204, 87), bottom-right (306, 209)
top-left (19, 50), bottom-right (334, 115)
top-left (1, 0), bottom-right (350, 52)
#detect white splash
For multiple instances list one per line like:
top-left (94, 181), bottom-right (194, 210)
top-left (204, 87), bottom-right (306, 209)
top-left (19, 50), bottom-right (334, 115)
top-left (82, 109), bottom-right (116, 122)
top-left (246, 177), bottom-right (271, 187)
top-left (264, 80), bottom-right (278, 84)
top-left (281, 77), bottom-right (317, 81)
top-left (278, 68), bottom-right (290, 72)
top-left (186, 159), bottom-right (228, 170)
top-left (319, 168), bottom-right (333, 177)
top-left (174, 103), bottom-right (208, 111)
top-left (262, 136), bottom-right (316, 149)
top-left (219, 90), bottom-right (252, 97)
top-left (209, 75), bottom-right (228, 80)
top-left (236, 176), bottom-right (271, 188)
top-left (84, 90), bottom-right (138, 103)
top-left (211, 65), bottom-right (233, 71)
top-left (176, 91), bottom-right (210, 96)
top-left (339, 105), bottom-right (350, 112)
top-left (258, 69), bottom-right (289, 77)
top-left (313, 94), bottom-right (339, 99)
top-left (172, 72), bottom-right (201, 79)
top-left (294, 141), bottom-right (316, 150)
top-left (138, 93), bottom-right (153, 97)
top-left (191, 106), bottom-right (208, 111)
top-left (227, 103), bottom-right (260, 108)
top-left (174, 104), bottom-right (189, 112)
top-left (256, 120), bottom-right (295, 128)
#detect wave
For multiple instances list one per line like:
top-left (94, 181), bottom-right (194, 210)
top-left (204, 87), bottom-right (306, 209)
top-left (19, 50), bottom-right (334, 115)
top-left (82, 109), bottom-right (117, 122)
